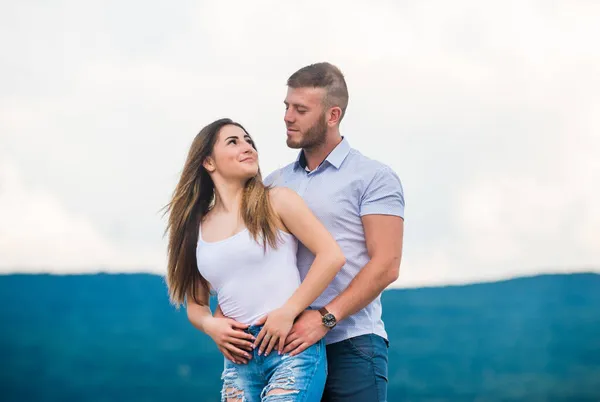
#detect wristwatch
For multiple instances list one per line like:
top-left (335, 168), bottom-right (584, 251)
top-left (318, 307), bottom-right (337, 330)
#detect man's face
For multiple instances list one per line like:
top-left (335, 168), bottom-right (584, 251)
top-left (284, 87), bottom-right (328, 149)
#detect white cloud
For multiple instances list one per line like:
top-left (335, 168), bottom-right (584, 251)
top-left (396, 94), bottom-right (600, 288)
top-left (0, 159), bottom-right (164, 274)
top-left (0, 1), bottom-right (598, 286)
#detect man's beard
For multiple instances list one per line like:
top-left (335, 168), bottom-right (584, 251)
top-left (287, 113), bottom-right (328, 150)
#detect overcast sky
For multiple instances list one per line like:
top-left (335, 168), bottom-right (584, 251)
top-left (1, 1), bottom-right (598, 287)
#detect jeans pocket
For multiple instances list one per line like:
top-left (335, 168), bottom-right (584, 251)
top-left (347, 335), bottom-right (375, 361)
top-left (293, 338), bottom-right (322, 363)
top-left (372, 336), bottom-right (389, 384)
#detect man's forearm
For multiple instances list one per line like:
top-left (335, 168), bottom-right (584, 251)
top-left (326, 257), bottom-right (400, 322)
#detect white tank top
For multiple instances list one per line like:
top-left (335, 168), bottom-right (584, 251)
top-left (196, 223), bottom-right (300, 325)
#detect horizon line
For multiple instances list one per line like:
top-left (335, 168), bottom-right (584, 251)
top-left (1, 269), bottom-right (598, 290)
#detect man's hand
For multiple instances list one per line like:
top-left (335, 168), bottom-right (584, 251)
top-left (282, 310), bottom-right (328, 356)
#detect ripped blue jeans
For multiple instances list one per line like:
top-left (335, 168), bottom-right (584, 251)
top-left (221, 325), bottom-right (327, 402)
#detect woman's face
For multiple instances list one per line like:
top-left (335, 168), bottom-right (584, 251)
top-left (205, 124), bottom-right (259, 181)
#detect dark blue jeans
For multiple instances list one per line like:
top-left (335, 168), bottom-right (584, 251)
top-left (322, 334), bottom-right (389, 402)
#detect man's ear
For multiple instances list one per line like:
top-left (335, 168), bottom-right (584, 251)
top-left (327, 106), bottom-right (342, 127)
top-left (203, 157), bottom-right (215, 173)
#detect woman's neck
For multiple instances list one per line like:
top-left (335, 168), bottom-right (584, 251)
top-left (212, 178), bottom-right (245, 215)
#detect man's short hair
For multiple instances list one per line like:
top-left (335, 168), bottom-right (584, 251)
top-left (287, 62), bottom-right (349, 121)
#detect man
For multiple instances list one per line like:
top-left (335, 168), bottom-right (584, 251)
top-left (213, 62), bottom-right (404, 401)
top-left (263, 62), bottom-right (404, 401)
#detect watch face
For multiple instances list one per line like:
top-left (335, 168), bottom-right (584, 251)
top-left (322, 313), bottom-right (336, 328)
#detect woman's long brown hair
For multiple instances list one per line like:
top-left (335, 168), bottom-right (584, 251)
top-left (164, 118), bottom-right (280, 308)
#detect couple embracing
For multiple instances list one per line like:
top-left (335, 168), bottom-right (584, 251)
top-left (165, 62), bottom-right (405, 402)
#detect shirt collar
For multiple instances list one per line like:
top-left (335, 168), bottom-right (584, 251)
top-left (294, 137), bottom-right (351, 171)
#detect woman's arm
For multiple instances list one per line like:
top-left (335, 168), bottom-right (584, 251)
top-left (186, 284), bottom-right (212, 332)
top-left (253, 187), bottom-right (345, 355)
top-left (272, 187), bottom-right (345, 318)
top-left (213, 304), bottom-right (224, 318)
top-left (187, 284), bottom-right (255, 363)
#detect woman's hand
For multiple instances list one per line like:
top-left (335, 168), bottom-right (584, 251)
top-left (253, 307), bottom-right (297, 356)
top-left (204, 317), bottom-right (256, 364)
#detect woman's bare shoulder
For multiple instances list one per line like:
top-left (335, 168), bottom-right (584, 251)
top-left (268, 186), bottom-right (301, 210)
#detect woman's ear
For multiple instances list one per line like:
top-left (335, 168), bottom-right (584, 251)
top-left (203, 157), bottom-right (216, 173)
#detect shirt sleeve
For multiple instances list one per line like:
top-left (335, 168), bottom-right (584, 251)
top-left (263, 169), bottom-right (280, 187)
top-left (359, 166), bottom-right (405, 218)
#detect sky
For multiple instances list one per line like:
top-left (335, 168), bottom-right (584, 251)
top-left (1, 1), bottom-right (599, 287)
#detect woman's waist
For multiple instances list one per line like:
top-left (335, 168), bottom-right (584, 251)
top-left (213, 270), bottom-right (301, 298)
top-left (201, 257), bottom-right (300, 289)
top-left (216, 287), bottom-right (299, 325)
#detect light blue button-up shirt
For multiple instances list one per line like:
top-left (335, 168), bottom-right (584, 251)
top-left (264, 137), bottom-right (405, 345)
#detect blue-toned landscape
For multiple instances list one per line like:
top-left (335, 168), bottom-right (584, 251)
top-left (1, 273), bottom-right (599, 401)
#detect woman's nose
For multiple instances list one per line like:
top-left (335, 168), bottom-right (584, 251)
top-left (241, 142), bottom-right (255, 154)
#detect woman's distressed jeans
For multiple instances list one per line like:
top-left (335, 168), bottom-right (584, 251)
top-left (220, 325), bottom-right (327, 402)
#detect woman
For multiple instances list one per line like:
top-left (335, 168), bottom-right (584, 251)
top-left (164, 118), bottom-right (345, 401)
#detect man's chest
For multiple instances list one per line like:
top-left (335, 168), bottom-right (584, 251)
top-left (280, 172), bottom-right (364, 231)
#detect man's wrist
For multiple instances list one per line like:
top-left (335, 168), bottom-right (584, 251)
top-left (324, 304), bottom-right (343, 323)
top-left (319, 306), bottom-right (338, 329)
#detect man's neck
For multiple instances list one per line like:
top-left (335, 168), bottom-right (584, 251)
top-left (303, 134), bottom-right (343, 171)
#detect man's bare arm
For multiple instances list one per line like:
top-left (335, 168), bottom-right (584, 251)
top-left (326, 215), bottom-right (403, 321)
top-left (282, 214), bottom-right (403, 355)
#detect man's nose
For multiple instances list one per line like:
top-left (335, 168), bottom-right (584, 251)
top-left (284, 109), bottom-right (295, 123)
